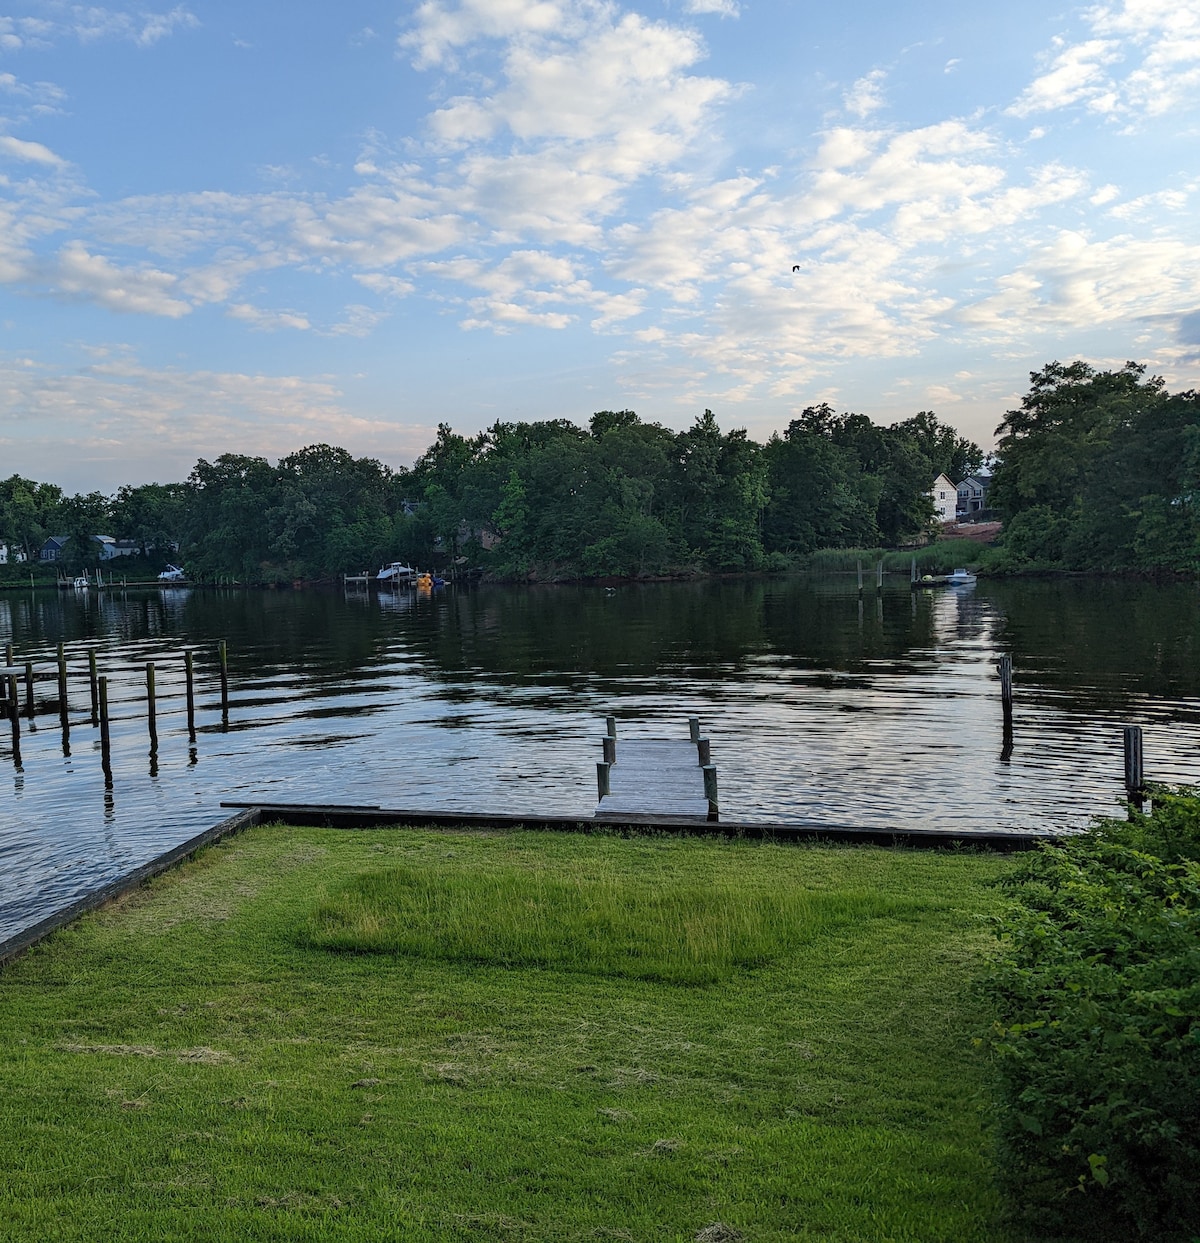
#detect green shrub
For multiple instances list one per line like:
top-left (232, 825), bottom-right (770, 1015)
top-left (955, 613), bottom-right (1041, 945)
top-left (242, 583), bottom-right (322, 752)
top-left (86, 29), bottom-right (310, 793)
top-left (978, 789), bottom-right (1200, 1240)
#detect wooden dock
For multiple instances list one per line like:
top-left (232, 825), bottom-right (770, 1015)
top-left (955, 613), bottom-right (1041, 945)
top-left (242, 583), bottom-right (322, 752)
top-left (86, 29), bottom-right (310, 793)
top-left (595, 718), bottom-right (717, 823)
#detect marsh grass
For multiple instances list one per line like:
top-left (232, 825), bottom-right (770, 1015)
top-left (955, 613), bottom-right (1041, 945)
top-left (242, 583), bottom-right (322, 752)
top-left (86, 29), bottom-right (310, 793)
top-left (303, 865), bottom-right (912, 984)
top-left (806, 541), bottom-right (1000, 575)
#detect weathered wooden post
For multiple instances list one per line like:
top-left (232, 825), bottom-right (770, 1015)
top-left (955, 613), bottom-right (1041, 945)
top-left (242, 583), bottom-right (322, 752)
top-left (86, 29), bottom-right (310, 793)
top-left (184, 650), bottom-right (196, 742)
top-left (7, 674), bottom-right (20, 767)
top-left (146, 662), bottom-right (158, 756)
top-left (602, 734), bottom-right (616, 765)
top-left (98, 675), bottom-right (111, 778)
top-left (702, 764), bottom-right (718, 816)
top-left (4, 642), bottom-right (11, 669)
top-left (856, 560), bottom-right (863, 594)
top-left (910, 557), bottom-right (917, 584)
top-left (696, 737), bottom-right (711, 767)
top-left (876, 559), bottom-right (884, 592)
top-left (218, 639), bottom-right (229, 727)
top-left (88, 649), bottom-right (99, 725)
top-left (56, 643), bottom-right (69, 746)
top-left (1124, 725), bottom-right (1144, 803)
top-left (605, 715), bottom-right (616, 739)
top-left (596, 760), bottom-right (611, 799)
top-left (688, 716), bottom-right (700, 742)
top-left (998, 653), bottom-right (1014, 761)
top-left (23, 661), bottom-right (33, 717)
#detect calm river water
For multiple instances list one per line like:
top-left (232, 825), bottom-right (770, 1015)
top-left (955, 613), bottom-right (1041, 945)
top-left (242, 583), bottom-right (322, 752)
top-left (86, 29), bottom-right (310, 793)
top-left (2, 575), bottom-right (1199, 941)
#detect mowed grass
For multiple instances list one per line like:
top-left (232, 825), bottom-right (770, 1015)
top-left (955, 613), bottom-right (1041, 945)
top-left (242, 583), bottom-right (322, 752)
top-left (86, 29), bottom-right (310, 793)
top-left (0, 827), bottom-right (1018, 1242)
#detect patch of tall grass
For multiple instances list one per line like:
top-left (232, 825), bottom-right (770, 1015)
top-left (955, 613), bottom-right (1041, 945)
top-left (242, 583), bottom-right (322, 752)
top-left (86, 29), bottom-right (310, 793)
top-left (805, 539), bottom-right (1003, 575)
top-left (302, 863), bottom-right (906, 985)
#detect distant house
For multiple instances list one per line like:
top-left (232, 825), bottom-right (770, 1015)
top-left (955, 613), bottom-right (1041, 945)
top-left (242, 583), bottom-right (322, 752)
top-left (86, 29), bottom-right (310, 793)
top-left (93, 536), bottom-right (140, 561)
top-left (39, 535), bottom-right (69, 561)
top-left (930, 474), bottom-right (956, 524)
top-left (39, 534), bottom-right (141, 562)
top-left (957, 475), bottom-right (991, 519)
top-left (0, 542), bottom-right (21, 565)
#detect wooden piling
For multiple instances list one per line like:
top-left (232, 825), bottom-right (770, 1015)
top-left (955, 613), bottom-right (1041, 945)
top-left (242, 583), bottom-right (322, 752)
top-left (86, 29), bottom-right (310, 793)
top-left (4, 642), bottom-right (11, 669)
top-left (998, 654), bottom-right (1013, 710)
top-left (7, 674), bottom-right (20, 766)
top-left (146, 662), bottom-right (158, 755)
top-left (910, 556), bottom-right (917, 583)
top-left (602, 735), bottom-right (616, 765)
top-left (702, 764), bottom-right (718, 811)
top-left (605, 715), bottom-right (616, 739)
top-left (697, 737), bottom-right (711, 767)
top-left (23, 661), bottom-right (33, 717)
top-left (597, 761), bottom-right (611, 798)
top-left (856, 560), bottom-right (863, 594)
top-left (98, 676), bottom-right (111, 776)
top-left (185, 650), bottom-right (196, 742)
top-left (218, 640), bottom-right (229, 725)
top-left (688, 716), bottom-right (700, 742)
top-left (56, 643), bottom-right (68, 740)
top-left (1123, 725), bottom-right (1144, 799)
top-left (876, 559), bottom-right (884, 591)
top-left (88, 649), bottom-right (99, 725)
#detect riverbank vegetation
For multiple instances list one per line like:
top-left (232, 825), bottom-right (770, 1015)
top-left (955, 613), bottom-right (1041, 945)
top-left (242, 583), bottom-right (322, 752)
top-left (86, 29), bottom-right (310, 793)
top-left (0, 827), bottom-right (1016, 1241)
top-left (4, 358), bottom-right (1196, 585)
top-left (978, 788), bottom-right (1200, 1241)
top-left (2, 409), bottom-right (980, 584)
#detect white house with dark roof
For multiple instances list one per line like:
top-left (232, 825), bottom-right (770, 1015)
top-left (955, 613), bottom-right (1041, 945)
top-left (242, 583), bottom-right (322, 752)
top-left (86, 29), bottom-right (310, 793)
top-left (930, 474), bottom-right (957, 524)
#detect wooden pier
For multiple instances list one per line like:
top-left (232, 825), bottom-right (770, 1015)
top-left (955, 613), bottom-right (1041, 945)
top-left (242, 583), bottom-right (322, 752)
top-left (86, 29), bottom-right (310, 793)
top-left (595, 718), bottom-right (717, 823)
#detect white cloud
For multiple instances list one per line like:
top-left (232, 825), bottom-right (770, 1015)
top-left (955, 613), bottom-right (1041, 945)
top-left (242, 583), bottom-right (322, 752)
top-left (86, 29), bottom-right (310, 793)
top-left (1011, 0), bottom-right (1200, 121)
top-left (69, 5), bottom-right (199, 47)
top-left (227, 302), bottom-right (311, 331)
top-left (399, 0), bottom-right (567, 70)
top-left (960, 230), bottom-right (1200, 337)
top-left (0, 133), bottom-right (64, 164)
top-left (325, 304), bottom-right (388, 337)
top-left (353, 272), bottom-right (415, 298)
top-left (683, 0), bottom-right (739, 16)
top-left (844, 69), bottom-right (886, 119)
top-left (52, 242), bottom-right (191, 316)
top-left (0, 349), bottom-right (437, 489)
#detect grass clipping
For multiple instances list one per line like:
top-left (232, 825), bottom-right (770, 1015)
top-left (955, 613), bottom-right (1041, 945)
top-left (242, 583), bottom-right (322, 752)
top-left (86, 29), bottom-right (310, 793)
top-left (302, 863), bottom-right (874, 985)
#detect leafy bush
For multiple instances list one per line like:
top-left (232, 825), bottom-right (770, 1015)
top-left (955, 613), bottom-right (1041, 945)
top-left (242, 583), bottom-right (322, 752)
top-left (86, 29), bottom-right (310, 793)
top-left (978, 789), bottom-right (1200, 1240)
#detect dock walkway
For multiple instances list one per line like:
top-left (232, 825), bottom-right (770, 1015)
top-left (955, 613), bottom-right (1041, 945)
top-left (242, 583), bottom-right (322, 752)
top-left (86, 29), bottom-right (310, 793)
top-left (594, 719), bottom-right (718, 823)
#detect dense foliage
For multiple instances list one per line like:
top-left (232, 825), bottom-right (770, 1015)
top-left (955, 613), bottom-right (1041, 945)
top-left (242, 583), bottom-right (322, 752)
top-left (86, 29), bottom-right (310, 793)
top-left (978, 790), bottom-right (1200, 1240)
top-left (1, 406), bottom-right (979, 582)
top-left (990, 361), bottom-right (1200, 572)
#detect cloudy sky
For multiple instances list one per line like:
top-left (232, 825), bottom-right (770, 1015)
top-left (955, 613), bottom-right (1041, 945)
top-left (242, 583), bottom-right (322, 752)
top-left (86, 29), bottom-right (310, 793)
top-left (1, 0), bottom-right (1198, 490)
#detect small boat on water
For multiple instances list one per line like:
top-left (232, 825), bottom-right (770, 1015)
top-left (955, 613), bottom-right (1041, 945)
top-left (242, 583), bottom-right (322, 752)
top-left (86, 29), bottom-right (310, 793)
top-left (376, 562), bottom-right (416, 584)
top-left (946, 567), bottom-right (977, 585)
top-left (72, 575), bottom-right (89, 590)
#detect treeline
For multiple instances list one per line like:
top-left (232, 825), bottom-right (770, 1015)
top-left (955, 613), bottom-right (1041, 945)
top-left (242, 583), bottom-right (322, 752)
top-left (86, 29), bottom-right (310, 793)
top-left (1, 408), bottom-right (980, 582)
top-left (987, 360), bottom-right (1200, 572)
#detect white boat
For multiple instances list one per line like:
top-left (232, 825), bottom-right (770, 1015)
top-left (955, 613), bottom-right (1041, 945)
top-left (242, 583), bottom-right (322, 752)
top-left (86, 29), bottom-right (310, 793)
top-left (72, 575), bottom-right (89, 590)
top-left (946, 567), bottom-right (977, 585)
top-left (158, 564), bottom-right (187, 582)
top-left (376, 562), bottom-right (416, 584)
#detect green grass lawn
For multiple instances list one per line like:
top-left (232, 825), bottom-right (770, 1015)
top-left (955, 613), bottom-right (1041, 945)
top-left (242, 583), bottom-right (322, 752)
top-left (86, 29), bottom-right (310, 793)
top-left (0, 827), bottom-right (1019, 1242)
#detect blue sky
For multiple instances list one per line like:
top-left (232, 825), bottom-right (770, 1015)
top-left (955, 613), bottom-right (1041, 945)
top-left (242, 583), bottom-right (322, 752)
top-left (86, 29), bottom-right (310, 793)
top-left (1, 0), bottom-right (1198, 491)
